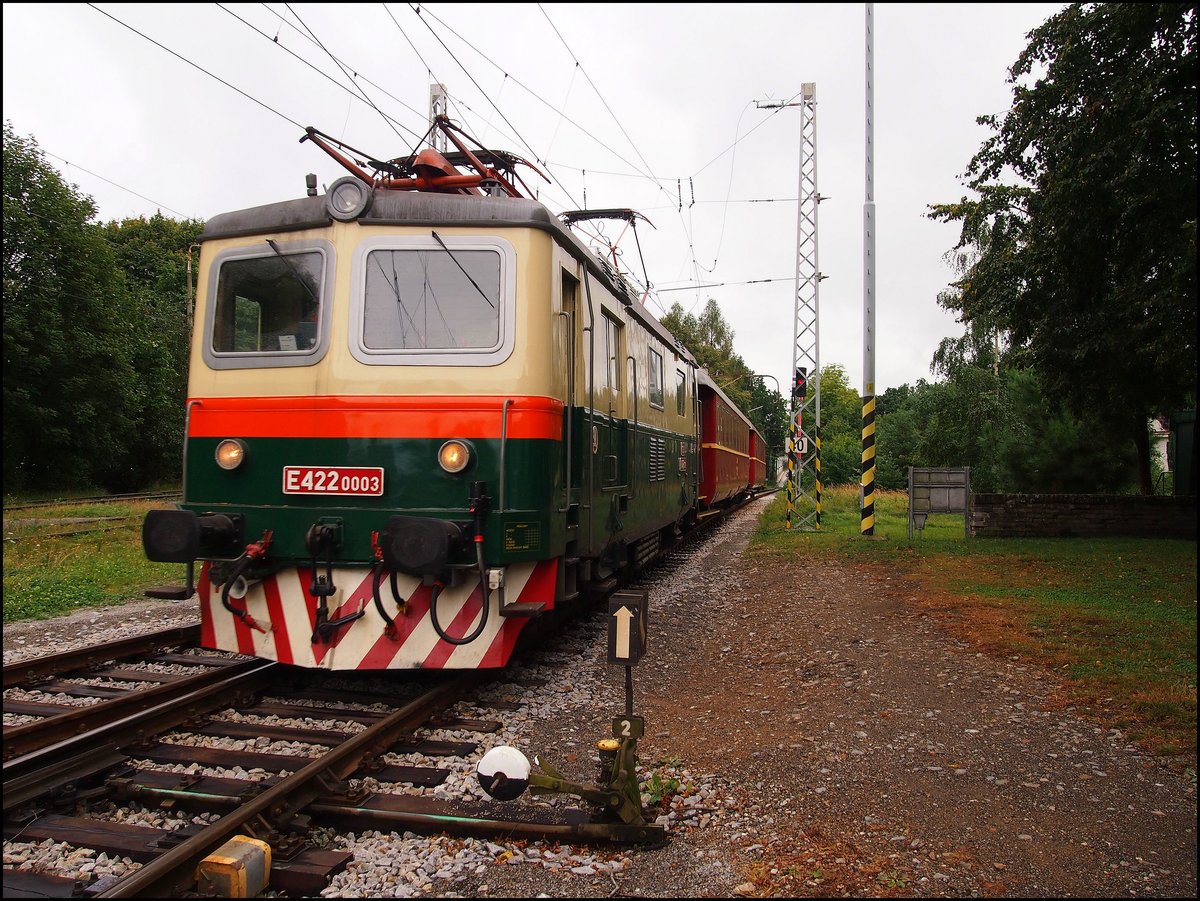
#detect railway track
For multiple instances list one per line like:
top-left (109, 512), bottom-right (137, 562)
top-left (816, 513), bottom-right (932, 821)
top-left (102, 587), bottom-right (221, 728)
top-left (3, 492), bottom-right (182, 513)
top-left (3, 633), bottom-right (664, 896)
top-left (2, 495), bottom-right (773, 895)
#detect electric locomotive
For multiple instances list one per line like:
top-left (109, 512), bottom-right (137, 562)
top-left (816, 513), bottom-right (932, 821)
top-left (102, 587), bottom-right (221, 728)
top-left (143, 119), bottom-right (768, 670)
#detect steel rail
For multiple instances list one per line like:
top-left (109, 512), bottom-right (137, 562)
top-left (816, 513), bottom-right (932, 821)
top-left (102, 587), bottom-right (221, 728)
top-left (96, 672), bottom-right (484, 898)
top-left (308, 797), bottom-right (664, 844)
top-left (3, 656), bottom-right (266, 760)
top-left (3, 625), bottom-right (201, 688)
top-left (3, 660), bottom-right (278, 800)
top-left (4, 491), bottom-right (182, 512)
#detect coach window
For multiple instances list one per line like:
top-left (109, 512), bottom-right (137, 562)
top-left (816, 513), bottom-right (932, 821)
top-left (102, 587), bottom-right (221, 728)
top-left (676, 370), bottom-right (687, 416)
top-left (648, 346), bottom-right (664, 409)
top-left (350, 235), bottom-right (516, 366)
top-left (204, 240), bottom-right (333, 370)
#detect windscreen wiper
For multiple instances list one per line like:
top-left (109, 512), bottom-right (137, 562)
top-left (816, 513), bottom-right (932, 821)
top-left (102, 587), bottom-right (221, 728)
top-left (431, 230), bottom-right (496, 309)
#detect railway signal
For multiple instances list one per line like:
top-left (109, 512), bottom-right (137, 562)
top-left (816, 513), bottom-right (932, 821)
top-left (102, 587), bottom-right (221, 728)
top-left (607, 591), bottom-right (647, 665)
top-left (793, 366), bottom-right (808, 400)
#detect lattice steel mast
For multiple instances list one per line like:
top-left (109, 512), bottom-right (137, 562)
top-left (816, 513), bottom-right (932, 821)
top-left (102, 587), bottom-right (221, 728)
top-left (758, 83), bottom-right (823, 530)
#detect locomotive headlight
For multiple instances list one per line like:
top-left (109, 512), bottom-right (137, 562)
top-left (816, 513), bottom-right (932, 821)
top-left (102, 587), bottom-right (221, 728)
top-left (438, 440), bottom-right (471, 473)
top-left (326, 176), bottom-right (373, 221)
top-left (215, 439), bottom-right (248, 470)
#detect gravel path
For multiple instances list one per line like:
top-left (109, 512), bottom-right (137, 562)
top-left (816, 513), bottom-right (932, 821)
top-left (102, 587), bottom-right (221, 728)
top-left (4, 498), bottom-right (1196, 897)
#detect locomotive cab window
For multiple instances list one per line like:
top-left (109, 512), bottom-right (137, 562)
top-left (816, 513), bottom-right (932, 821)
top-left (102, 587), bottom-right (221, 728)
top-left (203, 240), bottom-right (334, 370)
top-left (676, 370), bottom-right (687, 416)
top-left (350, 235), bottom-right (516, 366)
top-left (648, 346), bottom-right (664, 409)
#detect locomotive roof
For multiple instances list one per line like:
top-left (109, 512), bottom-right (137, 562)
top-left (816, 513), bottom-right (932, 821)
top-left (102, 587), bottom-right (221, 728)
top-left (202, 190), bottom-right (695, 366)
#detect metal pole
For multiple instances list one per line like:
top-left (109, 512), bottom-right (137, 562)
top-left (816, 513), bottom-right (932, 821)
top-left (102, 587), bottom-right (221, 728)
top-left (861, 3), bottom-right (878, 536)
top-left (430, 83), bottom-right (448, 153)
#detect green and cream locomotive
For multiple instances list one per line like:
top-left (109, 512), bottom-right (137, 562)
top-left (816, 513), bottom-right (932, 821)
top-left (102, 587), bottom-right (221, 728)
top-left (143, 120), bottom-right (766, 670)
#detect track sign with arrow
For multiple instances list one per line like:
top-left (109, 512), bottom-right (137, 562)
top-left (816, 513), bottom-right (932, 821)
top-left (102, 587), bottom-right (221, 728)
top-left (607, 590), bottom-right (648, 665)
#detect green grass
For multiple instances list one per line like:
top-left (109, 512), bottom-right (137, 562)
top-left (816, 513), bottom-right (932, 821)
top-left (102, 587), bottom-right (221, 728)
top-left (3, 498), bottom-right (184, 622)
top-left (752, 485), bottom-right (1198, 758)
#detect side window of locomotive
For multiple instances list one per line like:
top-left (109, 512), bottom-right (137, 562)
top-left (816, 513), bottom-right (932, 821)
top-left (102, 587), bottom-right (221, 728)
top-left (206, 244), bottom-right (329, 369)
top-left (363, 248), bottom-right (500, 350)
top-left (676, 370), bottom-right (687, 416)
top-left (603, 313), bottom-right (622, 391)
top-left (648, 347), bottom-right (664, 409)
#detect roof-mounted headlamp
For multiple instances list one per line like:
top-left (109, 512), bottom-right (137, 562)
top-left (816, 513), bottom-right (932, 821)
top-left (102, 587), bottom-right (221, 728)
top-left (326, 176), bottom-right (373, 221)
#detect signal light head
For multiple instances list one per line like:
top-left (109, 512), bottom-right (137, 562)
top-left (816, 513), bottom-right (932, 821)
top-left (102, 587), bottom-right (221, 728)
top-left (793, 367), bottom-right (808, 399)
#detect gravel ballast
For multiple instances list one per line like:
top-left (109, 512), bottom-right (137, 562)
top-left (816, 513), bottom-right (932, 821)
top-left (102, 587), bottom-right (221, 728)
top-left (4, 498), bottom-right (1196, 897)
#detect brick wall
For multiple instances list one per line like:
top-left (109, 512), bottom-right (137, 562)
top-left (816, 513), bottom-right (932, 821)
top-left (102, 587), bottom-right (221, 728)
top-left (970, 494), bottom-right (1197, 539)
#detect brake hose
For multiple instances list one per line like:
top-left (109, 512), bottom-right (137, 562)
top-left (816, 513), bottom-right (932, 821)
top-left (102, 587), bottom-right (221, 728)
top-left (220, 531), bottom-right (272, 633)
top-left (429, 537), bottom-right (492, 645)
top-left (371, 561), bottom-right (397, 634)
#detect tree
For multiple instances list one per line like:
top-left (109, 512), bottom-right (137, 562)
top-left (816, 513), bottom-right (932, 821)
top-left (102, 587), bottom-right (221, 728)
top-left (929, 3), bottom-right (1197, 494)
top-left (875, 383), bottom-right (922, 490)
top-left (807, 364), bottom-right (861, 486)
top-left (659, 299), bottom-right (787, 455)
top-left (3, 122), bottom-right (142, 491)
top-left (1000, 368), bottom-right (1138, 492)
top-left (660, 298), bottom-right (742, 378)
top-left (101, 214), bottom-right (202, 486)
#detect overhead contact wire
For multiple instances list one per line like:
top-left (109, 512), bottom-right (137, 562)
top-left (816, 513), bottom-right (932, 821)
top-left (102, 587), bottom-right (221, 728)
top-left (86, 3), bottom-right (304, 131)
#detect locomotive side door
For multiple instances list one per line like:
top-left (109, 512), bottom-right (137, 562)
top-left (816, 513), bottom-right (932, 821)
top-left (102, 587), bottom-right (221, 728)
top-left (590, 308), bottom-right (630, 552)
top-left (600, 310), bottom-right (629, 487)
top-left (559, 269), bottom-right (583, 516)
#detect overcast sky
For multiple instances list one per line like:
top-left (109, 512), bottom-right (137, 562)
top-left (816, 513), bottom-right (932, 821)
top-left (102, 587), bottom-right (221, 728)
top-left (3, 2), bottom-right (1066, 395)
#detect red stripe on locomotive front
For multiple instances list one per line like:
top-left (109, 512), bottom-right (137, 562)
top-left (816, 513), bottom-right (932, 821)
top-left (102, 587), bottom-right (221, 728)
top-left (262, 577), bottom-right (294, 665)
top-left (198, 566), bottom-right (216, 650)
top-left (357, 584), bottom-right (435, 669)
top-left (477, 618), bottom-right (525, 668)
top-left (420, 585), bottom-right (485, 668)
top-left (476, 559), bottom-right (558, 667)
top-left (186, 395), bottom-right (564, 440)
top-left (231, 603), bottom-right (257, 656)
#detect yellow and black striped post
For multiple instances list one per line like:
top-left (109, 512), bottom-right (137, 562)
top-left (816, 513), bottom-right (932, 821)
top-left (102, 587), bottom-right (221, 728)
top-left (860, 395), bottom-right (876, 534)
top-left (814, 426), bottom-right (822, 528)
top-left (785, 415), bottom-right (796, 530)
top-left (861, 5), bottom-right (877, 537)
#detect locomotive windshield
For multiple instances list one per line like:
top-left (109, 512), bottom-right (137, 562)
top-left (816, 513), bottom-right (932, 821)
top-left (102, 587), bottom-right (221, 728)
top-left (210, 249), bottom-right (323, 354)
top-left (363, 247), bottom-right (500, 350)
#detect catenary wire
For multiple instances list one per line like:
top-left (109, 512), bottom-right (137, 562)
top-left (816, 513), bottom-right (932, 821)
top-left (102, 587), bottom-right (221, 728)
top-left (86, 3), bottom-right (305, 131)
top-left (221, 4), bottom-right (426, 144)
top-left (284, 3), bottom-right (410, 144)
top-left (40, 150), bottom-right (194, 220)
